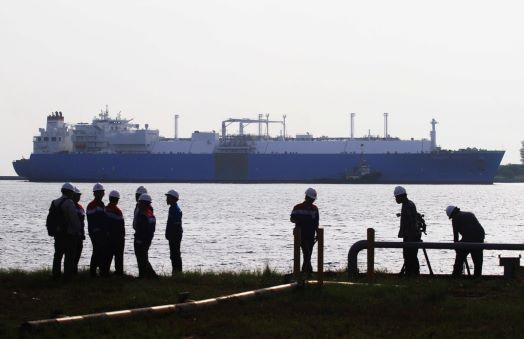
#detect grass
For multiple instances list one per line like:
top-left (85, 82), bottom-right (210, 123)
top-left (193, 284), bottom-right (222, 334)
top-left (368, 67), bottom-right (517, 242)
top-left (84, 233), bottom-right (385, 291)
top-left (1, 269), bottom-right (523, 338)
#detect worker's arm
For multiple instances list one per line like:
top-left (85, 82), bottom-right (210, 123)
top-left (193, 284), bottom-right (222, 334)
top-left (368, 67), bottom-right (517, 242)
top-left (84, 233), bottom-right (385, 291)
top-left (452, 219), bottom-right (459, 242)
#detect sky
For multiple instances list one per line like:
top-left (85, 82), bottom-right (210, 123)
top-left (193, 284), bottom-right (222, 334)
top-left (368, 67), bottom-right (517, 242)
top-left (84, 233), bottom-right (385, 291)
top-left (1, 0), bottom-right (523, 175)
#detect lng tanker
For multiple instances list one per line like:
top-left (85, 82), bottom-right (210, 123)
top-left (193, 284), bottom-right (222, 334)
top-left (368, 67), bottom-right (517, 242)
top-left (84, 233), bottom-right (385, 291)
top-left (12, 108), bottom-right (504, 183)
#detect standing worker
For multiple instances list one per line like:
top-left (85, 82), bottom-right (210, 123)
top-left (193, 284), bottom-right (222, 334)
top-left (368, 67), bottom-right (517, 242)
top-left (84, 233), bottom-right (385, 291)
top-left (290, 188), bottom-right (319, 275)
top-left (446, 205), bottom-right (485, 277)
top-left (106, 190), bottom-right (125, 276)
top-left (165, 189), bottom-right (183, 275)
top-left (134, 193), bottom-right (157, 278)
top-left (394, 186), bottom-right (421, 277)
top-left (72, 186), bottom-right (86, 275)
top-left (133, 186), bottom-right (148, 230)
top-left (47, 182), bottom-right (82, 279)
top-left (86, 183), bottom-right (109, 277)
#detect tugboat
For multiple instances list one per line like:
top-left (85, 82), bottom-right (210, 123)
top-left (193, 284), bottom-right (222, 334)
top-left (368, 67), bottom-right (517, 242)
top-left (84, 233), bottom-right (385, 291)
top-left (345, 159), bottom-right (382, 183)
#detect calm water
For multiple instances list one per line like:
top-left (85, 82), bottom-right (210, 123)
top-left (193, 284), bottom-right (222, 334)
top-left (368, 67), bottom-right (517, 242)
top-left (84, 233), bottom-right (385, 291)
top-left (0, 181), bottom-right (523, 276)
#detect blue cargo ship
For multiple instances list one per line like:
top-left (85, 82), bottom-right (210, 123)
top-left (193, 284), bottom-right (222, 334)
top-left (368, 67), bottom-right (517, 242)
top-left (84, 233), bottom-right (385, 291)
top-left (12, 109), bottom-right (504, 183)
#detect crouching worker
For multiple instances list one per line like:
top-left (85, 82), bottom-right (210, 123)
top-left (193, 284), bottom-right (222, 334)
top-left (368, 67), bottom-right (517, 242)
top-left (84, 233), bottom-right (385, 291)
top-left (290, 188), bottom-right (319, 275)
top-left (446, 205), bottom-right (485, 277)
top-left (134, 194), bottom-right (157, 278)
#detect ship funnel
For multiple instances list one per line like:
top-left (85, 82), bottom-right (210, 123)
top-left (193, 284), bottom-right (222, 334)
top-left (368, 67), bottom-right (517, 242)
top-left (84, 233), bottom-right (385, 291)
top-left (383, 112), bottom-right (389, 139)
top-left (350, 113), bottom-right (356, 139)
top-left (174, 114), bottom-right (179, 139)
top-left (430, 118), bottom-right (438, 151)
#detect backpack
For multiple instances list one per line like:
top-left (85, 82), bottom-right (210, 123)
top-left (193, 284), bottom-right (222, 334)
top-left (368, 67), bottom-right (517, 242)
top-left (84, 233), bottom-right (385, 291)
top-left (46, 198), bottom-right (68, 236)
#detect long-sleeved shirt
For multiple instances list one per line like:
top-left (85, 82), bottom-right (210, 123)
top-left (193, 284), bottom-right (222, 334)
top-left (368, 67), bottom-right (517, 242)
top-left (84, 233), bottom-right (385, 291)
top-left (165, 203), bottom-right (183, 240)
top-left (52, 195), bottom-right (82, 236)
top-left (75, 202), bottom-right (86, 239)
top-left (86, 200), bottom-right (107, 236)
top-left (134, 206), bottom-right (156, 242)
top-left (290, 201), bottom-right (319, 238)
top-left (398, 199), bottom-right (419, 240)
top-left (105, 203), bottom-right (125, 238)
top-left (452, 211), bottom-right (485, 242)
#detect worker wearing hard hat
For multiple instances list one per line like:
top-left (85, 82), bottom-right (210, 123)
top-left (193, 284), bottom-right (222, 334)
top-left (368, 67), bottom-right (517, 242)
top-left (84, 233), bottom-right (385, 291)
top-left (134, 193), bottom-right (158, 278)
top-left (446, 205), bottom-right (485, 277)
top-left (165, 189), bottom-right (183, 275)
top-left (394, 186), bottom-right (421, 277)
top-left (290, 188), bottom-right (320, 275)
top-left (48, 183), bottom-right (82, 279)
top-left (133, 186), bottom-right (148, 230)
top-left (87, 183), bottom-right (110, 277)
top-left (105, 190), bottom-right (125, 275)
top-left (72, 186), bottom-right (86, 275)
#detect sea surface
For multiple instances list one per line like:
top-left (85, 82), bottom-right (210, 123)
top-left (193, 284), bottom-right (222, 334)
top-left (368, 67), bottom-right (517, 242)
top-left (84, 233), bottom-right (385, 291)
top-left (0, 181), bottom-right (523, 276)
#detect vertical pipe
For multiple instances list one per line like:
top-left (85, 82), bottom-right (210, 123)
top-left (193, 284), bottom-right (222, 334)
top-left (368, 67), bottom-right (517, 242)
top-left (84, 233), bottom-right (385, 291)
top-left (282, 115), bottom-right (287, 140)
top-left (266, 114), bottom-right (270, 138)
top-left (350, 113), bottom-right (355, 139)
top-left (222, 121), bottom-right (226, 139)
top-left (258, 114), bottom-right (263, 138)
top-left (293, 227), bottom-right (301, 281)
top-left (174, 114), bottom-right (179, 140)
top-left (317, 228), bottom-right (324, 286)
top-left (367, 228), bottom-right (375, 279)
top-left (383, 113), bottom-right (388, 139)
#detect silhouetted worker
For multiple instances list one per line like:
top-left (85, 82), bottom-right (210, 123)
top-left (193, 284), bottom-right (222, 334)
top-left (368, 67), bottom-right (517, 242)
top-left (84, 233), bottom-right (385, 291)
top-left (87, 183), bottom-right (109, 277)
top-left (133, 186), bottom-right (148, 230)
top-left (394, 186), bottom-right (421, 276)
top-left (48, 183), bottom-right (82, 279)
top-left (446, 205), bottom-right (486, 277)
top-left (165, 189), bottom-right (183, 274)
top-left (290, 188), bottom-right (319, 275)
top-left (72, 186), bottom-right (86, 275)
top-left (134, 193), bottom-right (157, 278)
top-left (106, 190), bottom-right (125, 275)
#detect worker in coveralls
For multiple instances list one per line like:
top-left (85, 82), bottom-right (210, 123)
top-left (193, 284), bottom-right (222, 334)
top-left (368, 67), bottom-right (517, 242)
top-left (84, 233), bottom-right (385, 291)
top-left (446, 205), bottom-right (485, 277)
top-left (87, 183), bottom-right (109, 277)
top-left (394, 186), bottom-right (421, 276)
top-left (105, 190), bottom-right (125, 275)
top-left (290, 188), bottom-right (319, 275)
top-left (134, 193), bottom-right (157, 278)
top-left (165, 189), bottom-right (183, 275)
top-left (72, 186), bottom-right (85, 275)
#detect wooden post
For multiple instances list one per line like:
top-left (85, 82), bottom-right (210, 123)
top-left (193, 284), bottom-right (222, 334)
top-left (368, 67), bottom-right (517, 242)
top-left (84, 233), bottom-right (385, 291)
top-left (367, 228), bottom-right (375, 279)
top-left (317, 228), bottom-right (324, 286)
top-left (293, 227), bottom-right (301, 281)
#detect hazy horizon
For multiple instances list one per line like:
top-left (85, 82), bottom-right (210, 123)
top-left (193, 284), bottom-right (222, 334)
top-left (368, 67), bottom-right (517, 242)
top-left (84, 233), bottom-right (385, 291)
top-left (1, 0), bottom-right (523, 175)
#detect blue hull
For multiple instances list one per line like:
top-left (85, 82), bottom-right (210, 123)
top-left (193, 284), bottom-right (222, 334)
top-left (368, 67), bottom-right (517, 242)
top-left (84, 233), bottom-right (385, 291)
top-left (13, 151), bottom-right (504, 183)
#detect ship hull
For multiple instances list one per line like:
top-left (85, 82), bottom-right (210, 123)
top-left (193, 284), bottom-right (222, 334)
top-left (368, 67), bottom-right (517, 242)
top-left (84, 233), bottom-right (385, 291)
top-left (13, 151), bottom-right (504, 184)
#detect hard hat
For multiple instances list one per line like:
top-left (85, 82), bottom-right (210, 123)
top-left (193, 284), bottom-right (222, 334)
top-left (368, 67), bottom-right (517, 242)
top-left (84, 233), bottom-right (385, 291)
top-left (93, 183), bottom-right (105, 192)
top-left (394, 186), bottom-right (407, 196)
top-left (109, 190), bottom-right (120, 199)
top-left (61, 182), bottom-right (75, 192)
top-left (138, 193), bottom-right (152, 202)
top-left (165, 189), bottom-right (179, 199)
top-left (305, 187), bottom-right (317, 200)
top-left (446, 205), bottom-right (457, 218)
top-left (73, 186), bottom-right (81, 194)
top-left (136, 186), bottom-right (148, 195)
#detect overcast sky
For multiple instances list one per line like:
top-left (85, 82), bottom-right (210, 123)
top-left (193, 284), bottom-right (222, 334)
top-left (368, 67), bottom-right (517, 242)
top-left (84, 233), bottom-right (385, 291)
top-left (1, 0), bottom-right (523, 175)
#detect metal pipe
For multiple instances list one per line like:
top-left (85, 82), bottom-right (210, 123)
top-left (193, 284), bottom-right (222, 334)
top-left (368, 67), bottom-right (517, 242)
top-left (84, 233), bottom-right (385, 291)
top-left (174, 114), bottom-right (179, 139)
top-left (22, 282), bottom-right (299, 330)
top-left (348, 240), bottom-right (524, 277)
top-left (350, 113), bottom-right (355, 139)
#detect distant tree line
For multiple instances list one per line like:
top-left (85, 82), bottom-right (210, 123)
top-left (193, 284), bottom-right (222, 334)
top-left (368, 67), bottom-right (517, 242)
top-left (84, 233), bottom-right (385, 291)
top-left (496, 164), bottom-right (524, 180)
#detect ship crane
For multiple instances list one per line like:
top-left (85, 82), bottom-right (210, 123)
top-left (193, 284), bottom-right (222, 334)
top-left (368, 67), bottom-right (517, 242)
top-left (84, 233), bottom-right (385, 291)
top-left (221, 116), bottom-right (285, 139)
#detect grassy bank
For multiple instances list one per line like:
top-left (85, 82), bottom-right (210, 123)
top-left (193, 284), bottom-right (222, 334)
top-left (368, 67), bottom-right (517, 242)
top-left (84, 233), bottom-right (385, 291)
top-left (1, 270), bottom-right (523, 338)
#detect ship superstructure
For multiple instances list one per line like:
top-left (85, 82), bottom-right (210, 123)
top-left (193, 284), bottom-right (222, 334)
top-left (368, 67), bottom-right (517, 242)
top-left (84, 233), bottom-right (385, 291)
top-left (14, 108), bottom-right (505, 183)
